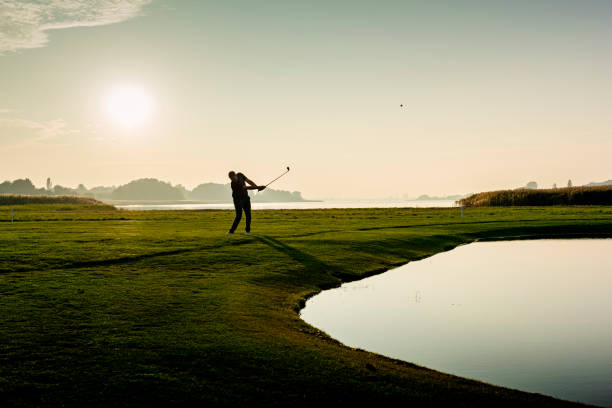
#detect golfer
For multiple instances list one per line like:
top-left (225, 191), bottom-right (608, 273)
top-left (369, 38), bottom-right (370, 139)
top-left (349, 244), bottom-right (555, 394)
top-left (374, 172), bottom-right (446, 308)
top-left (227, 171), bottom-right (265, 235)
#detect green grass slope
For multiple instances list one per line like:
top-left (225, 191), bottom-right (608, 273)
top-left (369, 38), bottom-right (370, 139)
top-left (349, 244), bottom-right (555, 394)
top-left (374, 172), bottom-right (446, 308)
top-left (1, 205), bottom-right (611, 407)
top-left (0, 194), bottom-right (113, 207)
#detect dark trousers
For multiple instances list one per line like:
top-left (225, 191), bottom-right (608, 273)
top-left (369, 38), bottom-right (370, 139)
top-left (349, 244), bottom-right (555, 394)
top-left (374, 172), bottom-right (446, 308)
top-left (230, 197), bottom-right (251, 233)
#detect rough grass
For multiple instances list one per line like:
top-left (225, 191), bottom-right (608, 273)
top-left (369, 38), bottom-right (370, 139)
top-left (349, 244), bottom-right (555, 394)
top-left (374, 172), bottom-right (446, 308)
top-left (0, 194), bottom-right (113, 207)
top-left (1, 204), bottom-right (611, 407)
top-left (458, 185), bottom-right (612, 207)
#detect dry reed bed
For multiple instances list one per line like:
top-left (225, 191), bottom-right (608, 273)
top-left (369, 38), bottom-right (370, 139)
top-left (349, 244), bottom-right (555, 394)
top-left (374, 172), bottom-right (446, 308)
top-left (458, 185), bottom-right (612, 207)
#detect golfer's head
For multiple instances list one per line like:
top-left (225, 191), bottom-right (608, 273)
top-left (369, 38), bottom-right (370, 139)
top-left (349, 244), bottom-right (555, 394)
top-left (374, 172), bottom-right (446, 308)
top-left (228, 171), bottom-right (237, 182)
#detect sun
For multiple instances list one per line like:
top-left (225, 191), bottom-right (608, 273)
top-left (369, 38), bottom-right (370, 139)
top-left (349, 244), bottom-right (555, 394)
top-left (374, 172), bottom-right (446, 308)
top-left (105, 85), bottom-right (151, 128)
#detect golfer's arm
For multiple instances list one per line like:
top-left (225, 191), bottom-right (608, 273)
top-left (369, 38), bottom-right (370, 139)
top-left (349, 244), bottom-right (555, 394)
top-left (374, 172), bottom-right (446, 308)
top-left (245, 185), bottom-right (260, 190)
top-left (244, 177), bottom-right (257, 187)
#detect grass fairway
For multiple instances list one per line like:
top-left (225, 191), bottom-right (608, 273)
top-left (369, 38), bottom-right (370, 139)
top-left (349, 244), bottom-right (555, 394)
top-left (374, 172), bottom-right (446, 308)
top-left (1, 205), bottom-right (611, 407)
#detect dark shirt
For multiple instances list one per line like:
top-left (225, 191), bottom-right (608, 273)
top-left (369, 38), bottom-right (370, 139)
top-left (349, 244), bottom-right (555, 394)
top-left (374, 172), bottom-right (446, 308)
top-left (231, 173), bottom-right (249, 201)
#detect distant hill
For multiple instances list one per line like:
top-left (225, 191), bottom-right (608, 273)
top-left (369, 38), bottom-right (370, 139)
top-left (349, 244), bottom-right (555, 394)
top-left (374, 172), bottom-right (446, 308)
top-left (0, 179), bottom-right (46, 195)
top-left (586, 180), bottom-right (612, 187)
top-left (111, 178), bottom-right (185, 200)
top-left (88, 186), bottom-right (115, 200)
top-left (188, 183), bottom-right (231, 201)
top-left (415, 194), bottom-right (467, 201)
top-left (0, 178), bottom-right (96, 197)
top-left (0, 177), bottom-right (310, 203)
top-left (188, 183), bottom-right (306, 202)
top-left (252, 188), bottom-right (304, 202)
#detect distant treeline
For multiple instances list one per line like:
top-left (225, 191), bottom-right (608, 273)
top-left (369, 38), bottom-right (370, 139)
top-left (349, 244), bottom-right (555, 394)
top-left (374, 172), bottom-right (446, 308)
top-left (457, 186), bottom-right (612, 207)
top-left (0, 194), bottom-right (111, 206)
top-left (414, 194), bottom-right (467, 201)
top-left (0, 178), bottom-right (307, 203)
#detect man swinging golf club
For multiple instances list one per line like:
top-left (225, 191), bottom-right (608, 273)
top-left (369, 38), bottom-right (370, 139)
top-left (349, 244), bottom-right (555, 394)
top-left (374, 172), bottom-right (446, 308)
top-left (227, 171), bottom-right (265, 235)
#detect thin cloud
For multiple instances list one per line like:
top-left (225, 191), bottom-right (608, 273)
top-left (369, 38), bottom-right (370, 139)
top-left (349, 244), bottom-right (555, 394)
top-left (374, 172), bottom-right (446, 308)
top-left (0, 0), bottom-right (152, 55)
top-left (0, 115), bottom-right (79, 152)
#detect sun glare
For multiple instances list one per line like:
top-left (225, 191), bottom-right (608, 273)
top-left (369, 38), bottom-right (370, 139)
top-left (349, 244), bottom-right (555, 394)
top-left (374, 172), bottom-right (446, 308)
top-left (105, 85), bottom-right (151, 128)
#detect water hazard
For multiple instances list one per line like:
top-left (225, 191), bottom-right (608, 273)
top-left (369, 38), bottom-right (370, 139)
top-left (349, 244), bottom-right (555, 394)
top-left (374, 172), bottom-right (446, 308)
top-left (301, 239), bottom-right (612, 407)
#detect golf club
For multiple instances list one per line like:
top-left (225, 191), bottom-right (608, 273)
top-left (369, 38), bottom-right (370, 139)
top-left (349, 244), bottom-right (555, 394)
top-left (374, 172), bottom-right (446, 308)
top-left (265, 166), bottom-right (290, 187)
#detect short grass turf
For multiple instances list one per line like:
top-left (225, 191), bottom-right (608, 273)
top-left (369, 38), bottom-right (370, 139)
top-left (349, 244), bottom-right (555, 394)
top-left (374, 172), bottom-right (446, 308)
top-left (1, 205), bottom-right (612, 407)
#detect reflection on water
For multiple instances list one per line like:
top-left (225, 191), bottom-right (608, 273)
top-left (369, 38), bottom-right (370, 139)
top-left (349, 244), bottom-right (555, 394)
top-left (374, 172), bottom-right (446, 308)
top-left (116, 200), bottom-right (457, 210)
top-left (301, 239), bottom-right (612, 407)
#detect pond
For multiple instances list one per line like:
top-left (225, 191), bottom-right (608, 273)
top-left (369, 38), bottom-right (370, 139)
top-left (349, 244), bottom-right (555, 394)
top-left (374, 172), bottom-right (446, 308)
top-left (301, 239), bottom-right (612, 407)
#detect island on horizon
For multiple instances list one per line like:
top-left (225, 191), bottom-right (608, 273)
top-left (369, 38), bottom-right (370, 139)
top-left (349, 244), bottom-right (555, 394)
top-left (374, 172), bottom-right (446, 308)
top-left (0, 177), bottom-right (316, 205)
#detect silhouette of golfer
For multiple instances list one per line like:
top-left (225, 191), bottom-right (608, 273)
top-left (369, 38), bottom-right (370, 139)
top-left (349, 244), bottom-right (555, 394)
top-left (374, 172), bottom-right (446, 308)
top-left (227, 171), bottom-right (265, 235)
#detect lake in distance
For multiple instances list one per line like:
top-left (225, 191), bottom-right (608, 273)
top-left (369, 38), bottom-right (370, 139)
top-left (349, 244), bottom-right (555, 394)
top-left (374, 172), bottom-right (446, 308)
top-left (115, 200), bottom-right (457, 210)
top-left (301, 239), bottom-right (612, 407)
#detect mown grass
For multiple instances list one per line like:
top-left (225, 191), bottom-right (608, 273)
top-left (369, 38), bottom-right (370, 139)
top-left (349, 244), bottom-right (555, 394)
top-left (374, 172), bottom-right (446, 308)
top-left (458, 185), bottom-right (612, 207)
top-left (1, 204), bottom-right (611, 407)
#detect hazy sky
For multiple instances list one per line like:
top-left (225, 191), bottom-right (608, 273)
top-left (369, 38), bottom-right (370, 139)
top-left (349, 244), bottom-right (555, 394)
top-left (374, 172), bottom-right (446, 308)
top-left (1, 0), bottom-right (611, 199)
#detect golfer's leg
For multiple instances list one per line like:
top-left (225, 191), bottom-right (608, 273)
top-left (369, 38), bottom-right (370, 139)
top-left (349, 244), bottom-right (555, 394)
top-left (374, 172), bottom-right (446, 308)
top-left (229, 200), bottom-right (242, 233)
top-left (244, 199), bottom-right (251, 233)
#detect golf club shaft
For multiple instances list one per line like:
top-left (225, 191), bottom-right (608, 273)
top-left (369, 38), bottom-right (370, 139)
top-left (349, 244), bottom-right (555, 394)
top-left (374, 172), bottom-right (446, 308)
top-left (265, 170), bottom-right (289, 187)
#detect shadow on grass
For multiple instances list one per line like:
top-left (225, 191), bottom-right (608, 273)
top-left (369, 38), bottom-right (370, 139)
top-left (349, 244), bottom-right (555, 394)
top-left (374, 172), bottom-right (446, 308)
top-left (3, 240), bottom-right (253, 274)
top-left (254, 236), bottom-right (338, 273)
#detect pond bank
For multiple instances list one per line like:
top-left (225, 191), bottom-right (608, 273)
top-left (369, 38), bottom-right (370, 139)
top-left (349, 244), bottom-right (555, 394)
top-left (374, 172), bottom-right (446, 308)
top-left (302, 239), bottom-right (612, 407)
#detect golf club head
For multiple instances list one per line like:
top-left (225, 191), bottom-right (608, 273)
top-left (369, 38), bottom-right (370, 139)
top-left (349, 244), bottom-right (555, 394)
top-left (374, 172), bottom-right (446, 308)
top-left (286, 166), bottom-right (290, 171)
